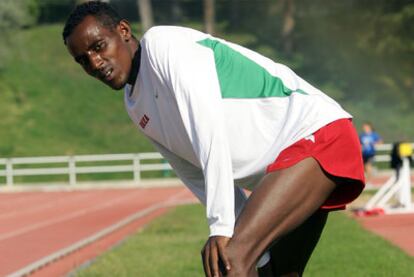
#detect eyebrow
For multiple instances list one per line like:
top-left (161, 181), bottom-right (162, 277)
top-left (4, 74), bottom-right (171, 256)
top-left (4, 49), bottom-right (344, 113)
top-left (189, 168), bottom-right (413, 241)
top-left (73, 39), bottom-right (104, 64)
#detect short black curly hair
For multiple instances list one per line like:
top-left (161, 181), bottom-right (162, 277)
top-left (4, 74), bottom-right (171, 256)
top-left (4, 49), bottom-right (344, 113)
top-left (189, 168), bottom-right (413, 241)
top-left (62, 1), bottom-right (121, 44)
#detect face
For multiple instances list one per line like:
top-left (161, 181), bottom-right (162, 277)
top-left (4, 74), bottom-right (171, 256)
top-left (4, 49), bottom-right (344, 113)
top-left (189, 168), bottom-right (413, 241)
top-left (66, 16), bottom-right (136, 90)
top-left (363, 124), bottom-right (372, 133)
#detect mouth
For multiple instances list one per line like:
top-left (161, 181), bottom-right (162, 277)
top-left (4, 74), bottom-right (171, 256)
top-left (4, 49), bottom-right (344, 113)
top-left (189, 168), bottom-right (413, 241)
top-left (103, 68), bottom-right (114, 81)
top-left (97, 67), bottom-right (114, 82)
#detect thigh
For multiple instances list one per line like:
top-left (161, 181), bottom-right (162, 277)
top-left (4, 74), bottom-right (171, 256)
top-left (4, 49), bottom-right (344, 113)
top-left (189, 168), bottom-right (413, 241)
top-left (227, 157), bottom-right (337, 273)
top-left (268, 210), bottom-right (329, 276)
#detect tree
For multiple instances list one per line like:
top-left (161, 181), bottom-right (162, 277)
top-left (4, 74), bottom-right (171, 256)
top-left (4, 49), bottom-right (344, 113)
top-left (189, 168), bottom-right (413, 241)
top-left (203, 0), bottom-right (215, 34)
top-left (76, 0), bottom-right (110, 3)
top-left (281, 0), bottom-right (295, 55)
top-left (0, 0), bottom-right (37, 29)
top-left (0, 0), bottom-right (38, 69)
top-left (170, 0), bottom-right (182, 24)
top-left (137, 0), bottom-right (153, 32)
top-left (229, 0), bottom-right (240, 30)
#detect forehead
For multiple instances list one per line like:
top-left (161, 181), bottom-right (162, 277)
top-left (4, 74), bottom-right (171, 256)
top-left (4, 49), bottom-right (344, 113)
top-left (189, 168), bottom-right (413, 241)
top-left (66, 15), bottom-right (116, 55)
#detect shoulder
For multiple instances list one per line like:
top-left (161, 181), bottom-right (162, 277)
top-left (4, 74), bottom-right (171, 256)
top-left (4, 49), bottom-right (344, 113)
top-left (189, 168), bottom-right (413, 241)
top-left (373, 132), bottom-right (381, 139)
top-left (140, 26), bottom-right (212, 67)
top-left (141, 26), bottom-right (175, 41)
top-left (141, 26), bottom-right (208, 46)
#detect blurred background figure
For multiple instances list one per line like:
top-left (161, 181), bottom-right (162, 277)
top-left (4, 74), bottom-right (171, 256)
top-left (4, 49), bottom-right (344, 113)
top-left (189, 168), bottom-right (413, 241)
top-left (359, 122), bottom-right (383, 182)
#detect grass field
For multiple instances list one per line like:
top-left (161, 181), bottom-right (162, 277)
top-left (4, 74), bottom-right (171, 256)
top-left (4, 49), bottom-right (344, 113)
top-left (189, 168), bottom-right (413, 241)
top-left (2, 23), bottom-right (413, 160)
top-left (0, 24), bottom-right (154, 157)
top-left (0, 23), bottom-right (260, 159)
top-left (76, 204), bottom-right (414, 277)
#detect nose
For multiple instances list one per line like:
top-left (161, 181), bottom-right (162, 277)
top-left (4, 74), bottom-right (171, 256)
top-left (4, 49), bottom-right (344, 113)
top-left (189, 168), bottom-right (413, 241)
top-left (87, 52), bottom-right (104, 72)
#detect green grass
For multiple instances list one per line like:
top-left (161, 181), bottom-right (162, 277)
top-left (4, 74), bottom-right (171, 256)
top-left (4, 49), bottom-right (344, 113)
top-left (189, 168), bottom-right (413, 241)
top-left (0, 24), bottom-right (154, 157)
top-left (306, 212), bottom-right (414, 276)
top-left (76, 204), bottom-right (414, 277)
top-left (0, 23), bottom-right (275, 159)
top-left (1, 23), bottom-right (412, 159)
top-left (76, 204), bottom-right (208, 277)
top-left (0, 23), bottom-right (280, 184)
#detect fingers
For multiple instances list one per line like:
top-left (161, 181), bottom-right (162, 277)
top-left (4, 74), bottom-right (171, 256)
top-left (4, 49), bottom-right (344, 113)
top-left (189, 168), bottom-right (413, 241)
top-left (209, 242), bottom-right (220, 277)
top-left (202, 237), bottom-right (231, 277)
top-left (202, 243), bottom-right (212, 277)
top-left (217, 242), bottom-right (231, 272)
top-left (202, 240), bottom-right (220, 277)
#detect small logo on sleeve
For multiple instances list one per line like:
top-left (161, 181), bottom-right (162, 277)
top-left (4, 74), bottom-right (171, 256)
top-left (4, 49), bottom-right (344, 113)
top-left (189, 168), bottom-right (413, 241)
top-left (139, 114), bottom-right (150, 129)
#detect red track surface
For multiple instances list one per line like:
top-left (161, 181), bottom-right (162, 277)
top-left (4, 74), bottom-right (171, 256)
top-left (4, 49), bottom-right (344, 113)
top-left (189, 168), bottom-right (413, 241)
top-left (356, 174), bottom-right (414, 257)
top-left (357, 213), bottom-right (414, 256)
top-left (1, 182), bottom-right (413, 276)
top-left (0, 187), bottom-right (196, 276)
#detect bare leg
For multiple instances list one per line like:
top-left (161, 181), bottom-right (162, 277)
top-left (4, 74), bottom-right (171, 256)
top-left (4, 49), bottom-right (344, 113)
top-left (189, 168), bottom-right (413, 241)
top-left (257, 210), bottom-right (328, 276)
top-left (225, 158), bottom-right (336, 276)
top-left (268, 210), bottom-right (328, 276)
top-left (364, 161), bottom-right (373, 182)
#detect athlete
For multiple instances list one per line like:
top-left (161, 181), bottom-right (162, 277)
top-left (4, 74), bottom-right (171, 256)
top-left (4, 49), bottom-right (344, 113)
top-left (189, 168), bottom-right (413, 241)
top-left (63, 2), bottom-right (365, 276)
top-left (359, 122), bottom-right (382, 181)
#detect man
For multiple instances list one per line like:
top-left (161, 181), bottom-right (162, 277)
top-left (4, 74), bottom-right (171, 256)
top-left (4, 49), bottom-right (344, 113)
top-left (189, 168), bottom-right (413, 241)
top-left (63, 2), bottom-right (365, 276)
top-left (359, 122), bottom-right (382, 182)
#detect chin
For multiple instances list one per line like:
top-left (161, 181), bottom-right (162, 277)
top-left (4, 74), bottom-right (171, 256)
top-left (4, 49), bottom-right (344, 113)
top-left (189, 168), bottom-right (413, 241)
top-left (109, 82), bottom-right (126, 90)
top-left (108, 77), bottom-right (127, 90)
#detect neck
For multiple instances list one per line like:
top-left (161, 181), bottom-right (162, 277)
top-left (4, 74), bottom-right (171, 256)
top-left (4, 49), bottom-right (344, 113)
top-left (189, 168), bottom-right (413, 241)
top-left (127, 44), bottom-right (142, 86)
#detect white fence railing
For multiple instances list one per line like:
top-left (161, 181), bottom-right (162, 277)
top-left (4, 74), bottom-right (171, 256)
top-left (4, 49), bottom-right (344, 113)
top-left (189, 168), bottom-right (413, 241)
top-left (0, 152), bottom-right (172, 187)
top-left (0, 143), bottom-right (412, 187)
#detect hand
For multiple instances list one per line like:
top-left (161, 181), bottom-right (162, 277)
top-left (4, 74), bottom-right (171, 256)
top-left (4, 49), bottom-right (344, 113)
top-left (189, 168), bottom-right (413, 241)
top-left (201, 236), bottom-right (231, 277)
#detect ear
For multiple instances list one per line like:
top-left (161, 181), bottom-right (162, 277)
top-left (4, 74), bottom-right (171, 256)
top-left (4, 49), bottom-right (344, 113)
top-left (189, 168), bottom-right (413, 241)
top-left (118, 19), bottom-right (132, 41)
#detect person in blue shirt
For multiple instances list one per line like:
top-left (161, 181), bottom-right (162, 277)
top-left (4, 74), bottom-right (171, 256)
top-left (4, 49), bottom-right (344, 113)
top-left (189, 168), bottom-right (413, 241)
top-left (360, 122), bottom-right (382, 181)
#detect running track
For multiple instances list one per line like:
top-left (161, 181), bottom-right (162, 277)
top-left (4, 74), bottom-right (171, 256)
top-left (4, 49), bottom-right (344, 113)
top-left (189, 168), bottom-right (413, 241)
top-left (356, 174), bottom-right (414, 257)
top-left (1, 182), bottom-right (413, 276)
top-left (0, 186), bottom-right (196, 276)
top-left (357, 213), bottom-right (414, 256)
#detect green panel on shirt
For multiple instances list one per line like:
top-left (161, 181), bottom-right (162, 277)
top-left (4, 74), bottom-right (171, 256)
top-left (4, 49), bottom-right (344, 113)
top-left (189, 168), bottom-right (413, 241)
top-left (197, 38), bottom-right (307, 98)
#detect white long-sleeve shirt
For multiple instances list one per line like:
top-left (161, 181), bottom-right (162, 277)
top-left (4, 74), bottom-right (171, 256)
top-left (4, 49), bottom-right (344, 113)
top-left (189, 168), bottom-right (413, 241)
top-left (124, 26), bottom-right (351, 237)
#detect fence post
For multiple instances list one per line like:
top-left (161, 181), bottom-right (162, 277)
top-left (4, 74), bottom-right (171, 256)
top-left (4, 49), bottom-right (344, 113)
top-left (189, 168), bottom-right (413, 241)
top-left (133, 154), bottom-right (141, 184)
top-left (69, 156), bottom-right (76, 186)
top-left (6, 158), bottom-right (13, 187)
top-left (398, 158), bottom-right (412, 210)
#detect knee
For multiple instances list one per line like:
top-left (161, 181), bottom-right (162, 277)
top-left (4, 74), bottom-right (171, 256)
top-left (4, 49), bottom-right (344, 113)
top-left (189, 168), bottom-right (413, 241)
top-left (226, 240), bottom-right (246, 265)
top-left (225, 242), bottom-right (258, 276)
top-left (225, 242), bottom-right (244, 269)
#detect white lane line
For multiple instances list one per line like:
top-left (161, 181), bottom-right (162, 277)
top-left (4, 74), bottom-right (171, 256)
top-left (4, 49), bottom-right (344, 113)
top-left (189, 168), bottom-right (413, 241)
top-left (0, 190), bottom-right (145, 242)
top-left (0, 194), bottom-right (58, 210)
top-left (0, 193), bottom-right (93, 220)
top-left (7, 189), bottom-right (196, 277)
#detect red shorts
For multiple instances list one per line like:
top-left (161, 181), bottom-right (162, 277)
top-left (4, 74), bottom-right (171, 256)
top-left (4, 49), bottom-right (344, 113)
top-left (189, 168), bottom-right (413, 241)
top-left (266, 118), bottom-right (365, 210)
